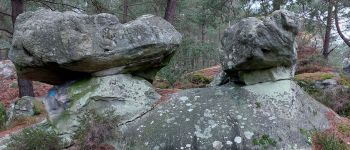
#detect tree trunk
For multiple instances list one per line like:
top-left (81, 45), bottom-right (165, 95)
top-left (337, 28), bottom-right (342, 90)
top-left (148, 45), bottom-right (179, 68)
top-left (122, 0), bottom-right (128, 23)
top-left (201, 23), bottom-right (206, 43)
top-left (322, 0), bottom-right (334, 59)
top-left (164, 0), bottom-right (177, 24)
top-left (272, 0), bottom-right (283, 11)
top-left (11, 0), bottom-right (34, 97)
top-left (334, 2), bottom-right (350, 47)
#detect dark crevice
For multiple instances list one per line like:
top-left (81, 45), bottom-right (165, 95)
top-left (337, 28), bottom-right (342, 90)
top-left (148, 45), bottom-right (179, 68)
top-left (23, 47), bottom-right (33, 57)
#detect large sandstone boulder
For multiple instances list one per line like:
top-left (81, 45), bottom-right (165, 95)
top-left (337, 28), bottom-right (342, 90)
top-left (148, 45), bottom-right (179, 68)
top-left (43, 74), bottom-right (160, 141)
top-left (9, 9), bottom-right (182, 84)
top-left (219, 10), bottom-right (299, 85)
top-left (114, 80), bottom-right (331, 150)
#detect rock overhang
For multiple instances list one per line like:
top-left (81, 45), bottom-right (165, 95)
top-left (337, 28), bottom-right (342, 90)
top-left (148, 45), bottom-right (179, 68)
top-left (9, 9), bottom-right (182, 85)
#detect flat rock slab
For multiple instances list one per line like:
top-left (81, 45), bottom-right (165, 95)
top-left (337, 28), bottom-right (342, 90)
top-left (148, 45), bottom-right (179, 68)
top-left (10, 9), bottom-right (182, 84)
top-left (116, 80), bottom-right (331, 150)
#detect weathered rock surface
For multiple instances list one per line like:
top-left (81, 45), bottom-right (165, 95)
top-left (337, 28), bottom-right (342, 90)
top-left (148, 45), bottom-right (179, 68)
top-left (6, 96), bottom-right (35, 124)
top-left (219, 10), bottom-right (298, 85)
top-left (343, 58), bottom-right (350, 75)
top-left (9, 9), bottom-right (182, 84)
top-left (115, 80), bottom-right (331, 150)
top-left (43, 74), bottom-right (160, 141)
top-left (0, 60), bottom-right (15, 79)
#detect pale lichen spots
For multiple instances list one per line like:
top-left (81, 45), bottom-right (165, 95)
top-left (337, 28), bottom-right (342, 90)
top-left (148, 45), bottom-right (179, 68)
top-left (186, 144), bottom-right (191, 148)
top-left (185, 118), bottom-right (190, 121)
top-left (243, 117), bottom-right (247, 120)
top-left (268, 116), bottom-right (276, 120)
top-left (188, 108), bottom-right (194, 112)
top-left (215, 90), bottom-right (224, 96)
top-left (237, 115), bottom-right (243, 119)
top-left (234, 136), bottom-right (242, 144)
top-left (150, 120), bottom-right (154, 124)
top-left (226, 141), bottom-right (233, 145)
top-left (194, 124), bottom-right (213, 139)
top-left (179, 96), bottom-right (189, 102)
top-left (244, 131), bottom-right (254, 139)
top-left (194, 95), bottom-right (200, 100)
top-left (166, 117), bottom-right (175, 123)
top-left (185, 103), bottom-right (192, 107)
top-left (240, 126), bottom-right (245, 129)
top-left (208, 120), bottom-right (218, 128)
top-left (212, 141), bottom-right (223, 150)
top-left (204, 109), bottom-right (213, 118)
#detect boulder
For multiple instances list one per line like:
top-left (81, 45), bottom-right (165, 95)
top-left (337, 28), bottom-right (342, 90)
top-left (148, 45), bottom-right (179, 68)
top-left (219, 10), bottom-right (299, 85)
top-left (0, 60), bottom-right (15, 79)
top-left (9, 9), bottom-right (182, 84)
top-left (115, 80), bottom-right (332, 150)
top-left (343, 58), bottom-right (350, 75)
top-left (6, 96), bottom-right (35, 124)
top-left (43, 74), bottom-right (160, 141)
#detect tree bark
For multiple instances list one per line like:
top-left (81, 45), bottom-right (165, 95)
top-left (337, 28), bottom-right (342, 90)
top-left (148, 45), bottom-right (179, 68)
top-left (334, 2), bottom-right (350, 47)
top-left (201, 23), bottom-right (206, 43)
top-left (272, 0), bottom-right (283, 11)
top-left (122, 0), bottom-right (128, 23)
top-left (11, 0), bottom-right (35, 97)
top-left (164, 0), bottom-right (177, 24)
top-left (322, 0), bottom-right (334, 59)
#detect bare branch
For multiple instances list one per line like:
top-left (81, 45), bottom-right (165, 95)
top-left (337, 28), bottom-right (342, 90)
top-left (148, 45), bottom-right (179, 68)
top-left (327, 45), bottom-right (338, 55)
top-left (27, 0), bottom-right (85, 11)
top-left (0, 11), bottom-right (11, 17)
top-left (0, 28), bottom-right (13, 35)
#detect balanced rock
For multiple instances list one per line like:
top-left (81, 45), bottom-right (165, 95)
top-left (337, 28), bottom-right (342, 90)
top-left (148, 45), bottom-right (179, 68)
top-left (219, 10), bottom-right (298, 85)
top-left (9, 9), bottom-right (182, 84)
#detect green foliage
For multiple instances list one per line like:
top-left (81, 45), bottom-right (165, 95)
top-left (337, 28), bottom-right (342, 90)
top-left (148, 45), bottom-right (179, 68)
top-left (255, 102), bottom-right (261, 109)
top-left (315, 133), bottom-right (348, 150)
top-left (320, 74), bottom-right (334, 80)
top-left (337, 124), bottom-right (350, 134)
top-left (32, 101), bottom-right (41, 116)
top-left (338, 75), bottom-right (350, 87)
top-left (299, 128), bottom-right (314, 145)
top-left (0, 103), bottom-right (6, 130)
top-left (338, 103), bottom-right (350, 117)
top-left (73, 109), bottom-right (120, 150)
top-left (158, 37), bottom-right (219, 85)
top-left (189, 74), bottom-right (211, 84)
top-left (252, 134), bottom-right (277, 149)
top-left (6, 127), bottom-right (64, 150)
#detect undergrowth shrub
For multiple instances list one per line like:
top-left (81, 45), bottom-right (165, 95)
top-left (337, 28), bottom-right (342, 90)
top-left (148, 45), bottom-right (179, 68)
top-left (189, 74), bottom-right (211, 84)
top-left (6, 127), bottom-right (64, 150)
top-left (315, 132), bottom-right (348, 150)
top-left (73, 109), bottom-right (120, 150)
top-left (0, 103), bottom-right (6, 130)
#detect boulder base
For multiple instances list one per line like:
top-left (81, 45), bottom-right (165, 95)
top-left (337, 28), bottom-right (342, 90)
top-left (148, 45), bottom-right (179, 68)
top-left (115, 80), bottom-right (331, 150)
top-left (43, 74), bottom-right (160, 141)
